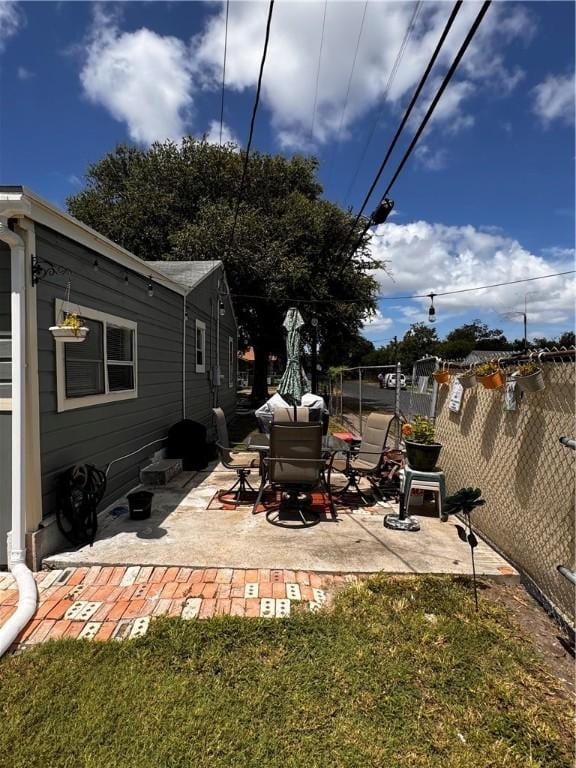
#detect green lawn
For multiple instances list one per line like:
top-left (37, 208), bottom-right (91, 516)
top-left (1, 576), bottom-right (571, 768)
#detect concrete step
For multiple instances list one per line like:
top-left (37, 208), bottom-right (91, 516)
top-left (140, 459), bottom-right (182, 486)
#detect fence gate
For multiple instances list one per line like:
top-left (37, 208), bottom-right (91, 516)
top-left (399, 356), bottom-right (440, 423)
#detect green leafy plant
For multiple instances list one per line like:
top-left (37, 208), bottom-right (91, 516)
top-left (444, 487), bottom-right (486, 610)
top-left (402, 415), bottom-right (436, 444)
top-left (60, 312), bottom-right (82, 331)
top-left (475, 362), bottom-right (499, 377)
top-left (516, 361), bottom-right (540, 377)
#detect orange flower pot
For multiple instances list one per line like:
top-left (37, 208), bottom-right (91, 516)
top-left (432, 370), bottom-right (450, 385)
top-left (478, 370), bottom-right (505, 390)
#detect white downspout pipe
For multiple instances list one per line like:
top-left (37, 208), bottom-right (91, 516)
top-left (0, 219), bottom-right (37, 657)
top-left (182, 295), bottom-right (187, 420)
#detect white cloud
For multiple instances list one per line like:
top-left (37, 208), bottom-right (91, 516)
top-left (204, 119), bottom-right (238, 147)
top-left (415, 144), bottom-right (447, 172)
top-left (363, 309), bottom-right (393, 337)
top-left (532, 72), bottom-right (575, 127)
top-left (16, 65), bottom-right (33, 80)
top-left (80, 6), bottom-right (195, 144)
top-left (192, 1), bottom-right (534, 150)
top-left (368, 221), bottom-right (575, 327)
top-left (0, 0), bottom-right (23, 51)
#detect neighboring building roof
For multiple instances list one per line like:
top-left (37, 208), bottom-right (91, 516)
top-left (146, 261), bottom-right (222, 291)
top-left (463, 350), bottom-right (514, 364)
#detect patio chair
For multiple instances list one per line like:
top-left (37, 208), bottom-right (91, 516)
top-left (272, 407), bottom-right (309, 423)
top-left (212, 407), bottom-right (261, 505)
top-left (253, 422), bottom-right (336, 526)
top-left (329, 412), bottom-right (398, 504)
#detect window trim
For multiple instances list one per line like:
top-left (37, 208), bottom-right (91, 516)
top-left (195, 319), bottom-right (206, 373)
top-left (228, 336), bottom-right (234, 388)
top-left (55, 300), bottom-right (138, 412)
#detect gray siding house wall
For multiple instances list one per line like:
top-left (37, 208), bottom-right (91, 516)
top-left (36, 224), bottom-right (185, 516)
top-left (35, 227), bottom-right (237, 519)
top-left (185, 269), bottom-right (237, 436)
top-left (0, 186), bottom-right (238, 568)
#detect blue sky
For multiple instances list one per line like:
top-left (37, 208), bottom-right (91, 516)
top-left (1, 0), bottom-right (574, 345)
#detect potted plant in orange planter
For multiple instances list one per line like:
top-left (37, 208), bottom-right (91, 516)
top-left (402, 416), bottom-right (442, 471)
top-left (475, 361), bottom-right (505, 390)
top-left (513, 361), bottom-right (545, 394)
top-left (432, 363), bottom-right (451, 385)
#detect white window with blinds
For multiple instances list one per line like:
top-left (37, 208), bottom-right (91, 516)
top-left (195, 320), bottom-right (206, 373)
top-left (55, 300), bottom-right (137, 412)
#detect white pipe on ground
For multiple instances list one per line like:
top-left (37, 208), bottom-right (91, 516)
top-left (0, 218), bottom-right (37, 657)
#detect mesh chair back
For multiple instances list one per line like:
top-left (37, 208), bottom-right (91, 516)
top-left (269, 423), bottom-right (322, 486)
top-left (273, 407), bottom-right (310, 423)
top-left (212, 407), bottom-right (232, 464)
top-left (356, 412), bottom-right (395, 470)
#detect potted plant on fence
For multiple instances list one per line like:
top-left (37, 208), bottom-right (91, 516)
top-left (475, 361), bottom-right (505, 390)
top-left (512, 361), bottom-right (545, 394)
top-left (432, 363), bottom-right (451, 385)
top-left (457, 367), bottom-right (477, 389)
top-left (402, 415), bottom-right (442, 471)
top-left (49, 312), bottom-right (89, 342)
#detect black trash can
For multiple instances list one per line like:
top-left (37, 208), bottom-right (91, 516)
top-left (127, 490), bottom-right (154, 520)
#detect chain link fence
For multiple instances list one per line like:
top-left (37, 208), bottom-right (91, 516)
top-left (328, 365), bottom-right (399, 440)
top-left (434, 354), bottom-right (575, 627)
top-left (400, 356), bottom-right (440, 422)
top-left (327, 357), bottom-right (440, 437)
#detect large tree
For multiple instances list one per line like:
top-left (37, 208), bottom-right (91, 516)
top-left (67, 139), bottom-right (380, 401)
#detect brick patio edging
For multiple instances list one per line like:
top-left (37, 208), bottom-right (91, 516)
top-left (0, 566), bottom-right (364, 652)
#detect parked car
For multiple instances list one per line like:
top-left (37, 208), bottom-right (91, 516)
top-left (384, 373), bottom-right (406, 390)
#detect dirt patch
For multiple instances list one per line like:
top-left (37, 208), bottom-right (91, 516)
top-left (483, 581), bottom-right (574, 700)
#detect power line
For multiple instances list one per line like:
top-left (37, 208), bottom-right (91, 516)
top-left (219, 0), bottom-right (230, 145)
top-left (230, 270), bottom-right (576, 304)
top-left (383, 1), bottom-right (491, 200)
top-left (311, 0), bottom-right (328, 141)
top-left (343, 0), bottom-right (423, 206)
top-left (339, 0), bottom-right (492, 279)
top-left (227, 0), bottom-right (275, 252)
top-left (324, 0), bottom-right (369, 186)
top-left (337, 0), bottom-right (462, 273)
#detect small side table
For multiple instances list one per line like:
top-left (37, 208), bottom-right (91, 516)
top-left (384, 467), bottom-right (447, 532)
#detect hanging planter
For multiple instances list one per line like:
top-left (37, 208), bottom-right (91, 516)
top-left (513, 361), bottom-right (545, 394)
top-left (432, 363), bottom-right (451, 385)
top-left (50, 312), bottom-right (89, 342)
top-left (49, 277), bottom-right (89, 343)
top-left (475, 362), bottom-right (505, 390)
top-left (457, 369), bottom-right (477, 389)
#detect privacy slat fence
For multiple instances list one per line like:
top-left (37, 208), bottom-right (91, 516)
top-left (330, 349), bottom-right (575, 628)
top-left (434, 352), bottom-right (575, 627)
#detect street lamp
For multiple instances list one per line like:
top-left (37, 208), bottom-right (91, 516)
top-left (501, 292), bottom-right (538, 352)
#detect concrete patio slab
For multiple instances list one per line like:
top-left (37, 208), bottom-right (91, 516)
top-left (43, 461), bottom-right (518, 581)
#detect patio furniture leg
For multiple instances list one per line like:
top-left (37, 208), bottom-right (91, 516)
top-left (251, 471), bottom-right (268, 515)
top-left (321, 471), bottom-right (337, 519)
top-left (218, 469), bottom-right (258, 506)
top-left (334, 470), bottom-right (373, 505)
